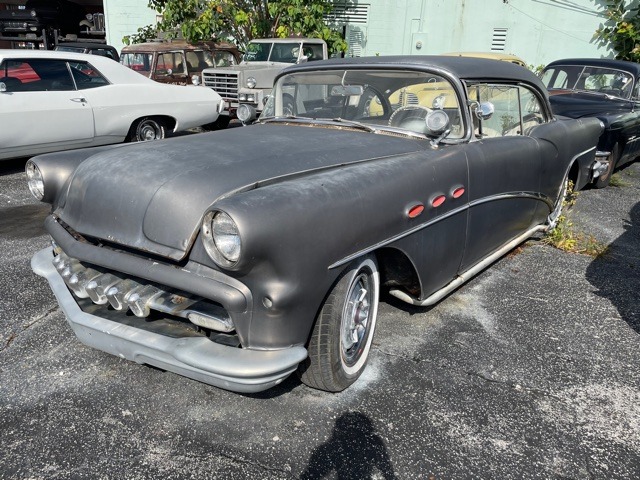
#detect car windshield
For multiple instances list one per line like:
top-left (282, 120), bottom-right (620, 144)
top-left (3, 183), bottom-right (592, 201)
top-left (262, 69), bottom-right (464, 139)
top-left (541, 65), bottom-right (634, 99)
top-left (244, 42), bottom-right (301, 63)
top-left (120, 53), bottom-right (153, 76)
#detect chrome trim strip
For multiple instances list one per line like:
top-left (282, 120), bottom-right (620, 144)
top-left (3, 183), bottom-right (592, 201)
top-left (328, 190), bottom-right (550, 270)
top-left (389, 224), bottom-right (547, 306)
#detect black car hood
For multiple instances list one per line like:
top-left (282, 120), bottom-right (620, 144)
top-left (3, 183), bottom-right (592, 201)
top-left (57, 124), bottom-right (426, 260)
top-left (548, 90), bottom-right (634, 118)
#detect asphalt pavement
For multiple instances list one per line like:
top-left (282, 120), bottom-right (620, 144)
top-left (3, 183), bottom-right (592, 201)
top-left (0, 151), bottom-right (638, 479)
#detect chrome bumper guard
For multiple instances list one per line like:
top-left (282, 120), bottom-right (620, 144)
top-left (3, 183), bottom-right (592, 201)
top-left (51, 248), bottom-right (234, 333)
top-left (591, 151), bottom-right (611, 179)
top-left (32, 247), bottom-right (307, 393)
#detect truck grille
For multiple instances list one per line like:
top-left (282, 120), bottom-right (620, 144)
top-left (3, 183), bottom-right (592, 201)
top-left (202, 71), bottom-right (239, 101)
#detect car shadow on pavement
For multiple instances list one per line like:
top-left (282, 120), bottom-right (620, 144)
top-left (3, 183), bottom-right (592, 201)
top-left (586, 201), bottom-right (640, 334)
top-left (299, 411), bottom-right (398, 480)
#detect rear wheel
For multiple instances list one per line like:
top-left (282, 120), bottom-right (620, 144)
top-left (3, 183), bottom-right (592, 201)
top-left (130, 117), bottom-right (165, 142)
top-left (298, 255), bottom-right (380, 392)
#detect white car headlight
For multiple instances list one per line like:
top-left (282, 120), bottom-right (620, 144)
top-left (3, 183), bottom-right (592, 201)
top-left (191, 74), bottom-right (201, 86)
top-left (202, 211), bottom-right (242, 267)
top-left (247, 77), bottom-right (256, 89)
top-left (25, 160), bottom-right (44, 201)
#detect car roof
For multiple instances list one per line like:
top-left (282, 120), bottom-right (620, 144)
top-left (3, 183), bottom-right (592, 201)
top-left (443, 51), bottom-right (527, 66)
top-left (56, 42), bottom-right (117, 51)
top-left (544, 58), bottom-right (640, 76)
top-left (282, 55), bottom-right (545, 91)
top-left (250, 38), bottom-right (326, 44)
top-left (121, 41), bottom-right (240, 53)
top-left (0, 48), bottom-right (156, 85)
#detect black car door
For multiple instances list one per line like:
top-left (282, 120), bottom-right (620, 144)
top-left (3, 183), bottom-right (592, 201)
top-left (459, 83), bottom-right (548, 272)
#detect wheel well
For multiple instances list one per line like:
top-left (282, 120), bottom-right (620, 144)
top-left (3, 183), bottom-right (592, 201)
top-left (568, 160), bottom-right (580, 187)
top-left (376, 248), bottom-right (421, 298)
top-left (127, 115), bottom-right (177, 140)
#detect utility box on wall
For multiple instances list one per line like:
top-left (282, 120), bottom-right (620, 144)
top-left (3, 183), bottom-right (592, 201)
top-left (412, 33), bottom-right (428, 55)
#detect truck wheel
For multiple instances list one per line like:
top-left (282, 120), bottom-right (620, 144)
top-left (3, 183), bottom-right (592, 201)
top-left (298, 255), bottom-right (380, 392)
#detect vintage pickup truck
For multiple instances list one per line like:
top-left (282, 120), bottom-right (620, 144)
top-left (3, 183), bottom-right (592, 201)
top-left (201, 37), bottom-right (328, 126)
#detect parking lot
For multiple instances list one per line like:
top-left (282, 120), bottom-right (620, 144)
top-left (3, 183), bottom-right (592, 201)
top-left (0, 151), bottom-right (638, 479)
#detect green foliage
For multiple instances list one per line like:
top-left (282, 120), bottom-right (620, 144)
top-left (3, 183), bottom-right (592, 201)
top-left (123, 24), bottom-right (159, 45)
top-left (126, 0), bottom-right (347, 54)
top-left (609, 172), bottom-right (631, 187)
top-left (595, 0), bottom-right (640, 61)
top-left (543, 183), bottom-right (608, 257)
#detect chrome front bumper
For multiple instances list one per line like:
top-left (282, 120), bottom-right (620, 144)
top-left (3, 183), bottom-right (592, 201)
top-left (32, 247), bottom-right (307, 393)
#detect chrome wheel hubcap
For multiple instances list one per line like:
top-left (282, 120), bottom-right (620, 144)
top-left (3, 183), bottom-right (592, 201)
top-left (341, 273), bottom-right (372, 365)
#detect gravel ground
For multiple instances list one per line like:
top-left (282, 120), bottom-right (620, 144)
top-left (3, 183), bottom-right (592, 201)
top-left (0, 155), bottom-right (638, 480)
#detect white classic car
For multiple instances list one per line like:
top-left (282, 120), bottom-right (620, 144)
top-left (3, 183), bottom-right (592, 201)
top-left (0, 49), bottom-right (223, 161)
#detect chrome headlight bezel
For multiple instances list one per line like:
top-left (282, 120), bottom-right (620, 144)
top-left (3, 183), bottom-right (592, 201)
top-left (25, 159), bottom-right (44, 201)
top-left (202, 211), bottom-right (242, 268)
top-left (246, 76), bottom-right (257, 89)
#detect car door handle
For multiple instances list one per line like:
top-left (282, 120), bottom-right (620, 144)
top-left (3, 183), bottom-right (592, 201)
top-left (70, 97), bottom-right (86, 103)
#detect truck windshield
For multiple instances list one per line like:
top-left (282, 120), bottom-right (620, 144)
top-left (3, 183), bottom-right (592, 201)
top-left (244, 42), bottom-right (301, 63)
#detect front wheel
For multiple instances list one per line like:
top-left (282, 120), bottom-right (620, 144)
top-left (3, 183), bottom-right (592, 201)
top-left (130, 117), bottom-right (165, 142)
top-left (298, 255), bottom-right (380, 392)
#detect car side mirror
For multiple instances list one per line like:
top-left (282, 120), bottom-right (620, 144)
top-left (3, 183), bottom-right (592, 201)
top-left (473, 101), bottom-right (495, 120)
top-left (166, 68), bottom-right (173, 76)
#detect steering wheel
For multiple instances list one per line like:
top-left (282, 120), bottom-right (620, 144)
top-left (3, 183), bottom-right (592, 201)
top-left (388, 105), bottom-right (433, 133)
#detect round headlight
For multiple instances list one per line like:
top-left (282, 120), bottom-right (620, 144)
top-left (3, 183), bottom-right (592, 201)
top-left (191, 74), bottom-right (201, 86)
top-left (202, 211), bottom-right (242, 267)
top-left (246, 77), bottom-right (256, 89)
top-left (25, 160), bottom-right (44, 201)
top-left (237, 103), bottom-right (256, 124)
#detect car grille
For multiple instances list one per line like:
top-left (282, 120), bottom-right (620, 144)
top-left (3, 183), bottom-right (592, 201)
top-left (202, 71), bottom-right (239, 102)
top-left (52, 249), bottom-right (235, 334)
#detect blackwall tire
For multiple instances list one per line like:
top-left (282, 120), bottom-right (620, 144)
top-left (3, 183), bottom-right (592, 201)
top-left (298, 255), bottom-right (380, 392)
top-left (132, 118), bottom-right (165, 142)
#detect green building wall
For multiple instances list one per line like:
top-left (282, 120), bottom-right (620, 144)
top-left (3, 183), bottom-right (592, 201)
top-left (104, 0), bottom-right (611, 65)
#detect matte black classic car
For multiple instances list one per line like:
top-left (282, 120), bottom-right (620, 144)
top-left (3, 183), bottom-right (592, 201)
top-left (29, 56), bottom-right (603, 393)
top-left (542, 58), bottom-right (640, 188)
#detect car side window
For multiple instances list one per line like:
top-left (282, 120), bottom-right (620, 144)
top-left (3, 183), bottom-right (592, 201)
top-left (469, 84), bottom-right (545, 138)
top-left (156, 52), bottom-right (186, 75)
top-left (0, 59), bottom-right (73, 92)
top-left (68, 62), bottom-right (109, 90)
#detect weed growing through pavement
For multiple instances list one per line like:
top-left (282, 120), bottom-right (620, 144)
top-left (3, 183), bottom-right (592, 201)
top-left (543, 181), bottom-right (609, 258)
top-left (609, 172), bottom-right (630, 188)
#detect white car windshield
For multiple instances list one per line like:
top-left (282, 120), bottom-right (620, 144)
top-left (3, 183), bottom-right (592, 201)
top-left (262, 69), bottom-right (464, 139)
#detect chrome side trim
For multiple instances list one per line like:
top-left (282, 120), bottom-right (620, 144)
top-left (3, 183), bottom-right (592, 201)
top-left (328, 191), bottom-right (550, 270)
top-left (389, 224), bottom-right (547, 306)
